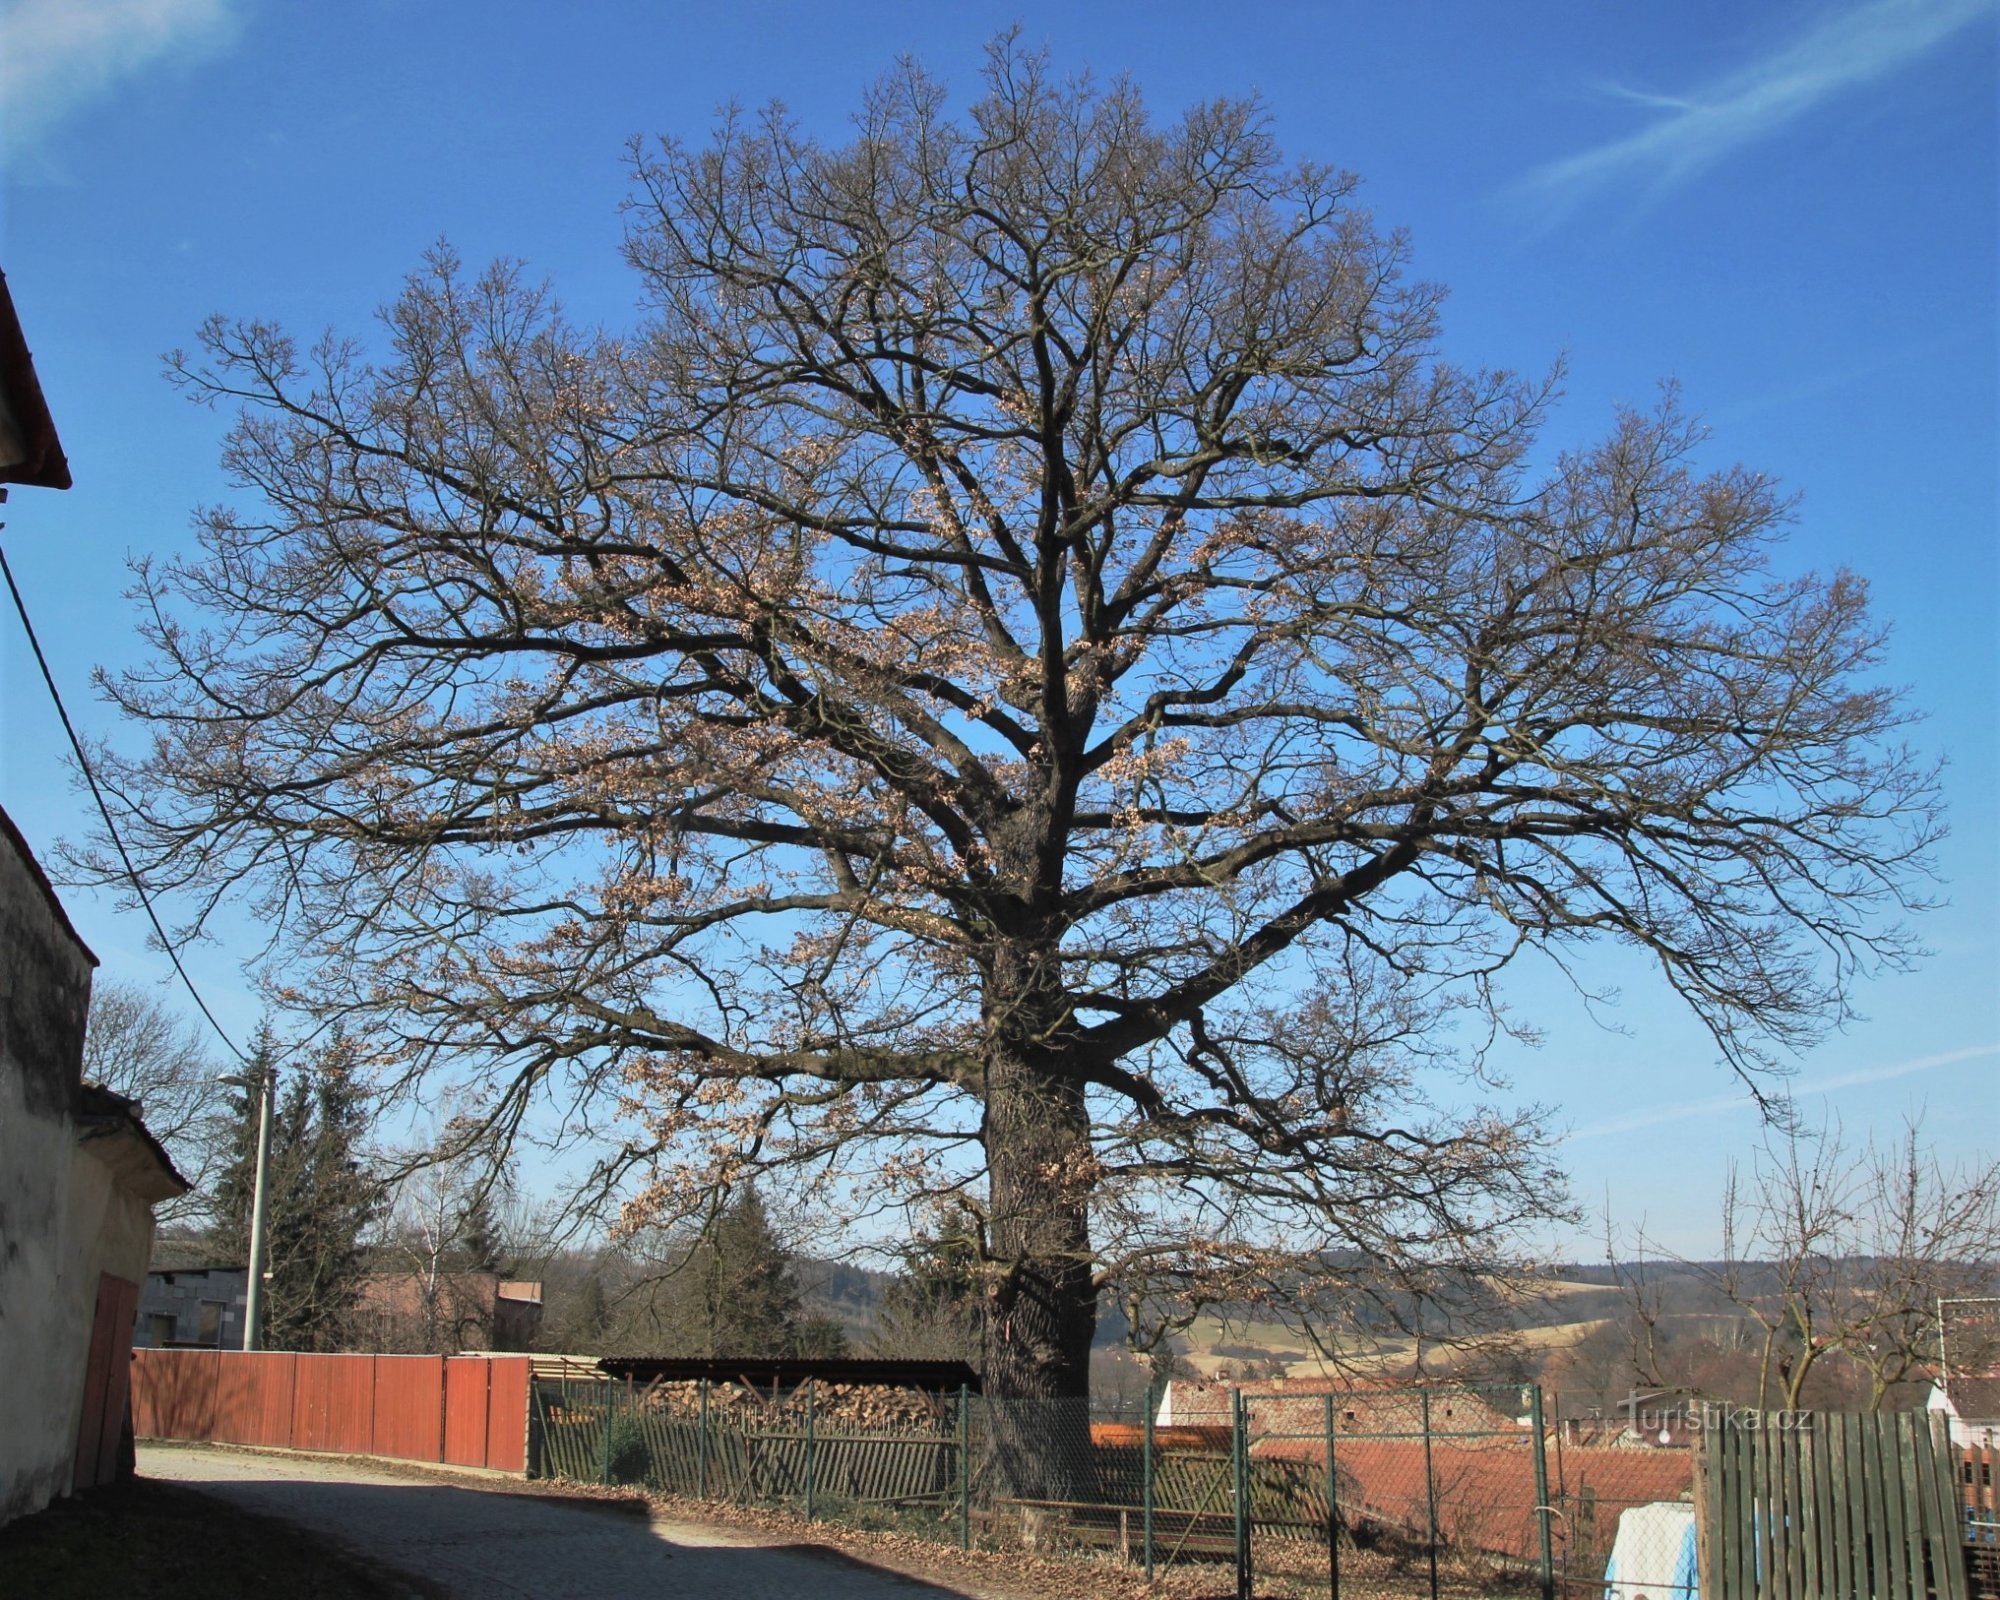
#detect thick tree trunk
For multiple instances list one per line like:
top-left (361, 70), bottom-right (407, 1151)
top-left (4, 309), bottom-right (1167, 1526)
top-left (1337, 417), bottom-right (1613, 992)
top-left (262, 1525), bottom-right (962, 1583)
top-left (983, 1050), bottom-right (1096, 1402)
top-left (979, 952), bottom-right (1098, 1504)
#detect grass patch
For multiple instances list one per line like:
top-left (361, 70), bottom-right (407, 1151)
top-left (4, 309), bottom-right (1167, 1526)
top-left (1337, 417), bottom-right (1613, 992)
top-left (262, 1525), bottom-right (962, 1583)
top-left (0, 1476), bottom-right (436, 1600)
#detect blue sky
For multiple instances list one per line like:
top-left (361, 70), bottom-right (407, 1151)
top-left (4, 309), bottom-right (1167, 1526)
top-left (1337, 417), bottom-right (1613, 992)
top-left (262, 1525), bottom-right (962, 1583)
top-left (1, 0), bottom-right (1993, 1256)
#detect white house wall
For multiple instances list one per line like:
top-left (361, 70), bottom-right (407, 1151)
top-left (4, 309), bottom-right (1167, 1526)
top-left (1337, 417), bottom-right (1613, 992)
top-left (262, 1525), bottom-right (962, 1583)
top-left (0, 1059), bottom-right (83, 1522)
top-left (0, 810), bottom-right (104, 1525)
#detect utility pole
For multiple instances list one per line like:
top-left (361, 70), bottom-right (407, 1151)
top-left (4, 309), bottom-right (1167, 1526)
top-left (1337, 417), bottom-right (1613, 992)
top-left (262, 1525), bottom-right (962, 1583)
top-left (220, 1065), bottom-right (276, 1350)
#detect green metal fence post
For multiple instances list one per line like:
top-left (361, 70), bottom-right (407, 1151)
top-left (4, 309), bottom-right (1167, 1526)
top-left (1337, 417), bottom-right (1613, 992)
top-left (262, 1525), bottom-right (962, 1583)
top-left (1234, 1387), bottom-right (1251, 1600)
top-left (601, 1378), bottom-right (614, 1486)
top-left (1531, 1384), bottom-right (1555, 1600)
top-left (1325, 1391), bottom-right (1338, 1600)
top-left (698, 1377), bottom-right (710, 1499)
top-left (1421, 1386), bottom-right (1439, 1600)
top-left (956, 1383), bottom-right (970, 1551)
top-left (1143, 1388), bottom-right (1156, 1580)
top-left (804, 1377), bottom-right (817, 1522)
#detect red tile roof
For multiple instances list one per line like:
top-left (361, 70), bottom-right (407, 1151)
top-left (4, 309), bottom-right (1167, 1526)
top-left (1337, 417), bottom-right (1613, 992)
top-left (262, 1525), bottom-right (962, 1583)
top-left (1258, 1436), bottom-right (1692, 1562)
top-left (1945, 1377), bottom-right (2000, 1420)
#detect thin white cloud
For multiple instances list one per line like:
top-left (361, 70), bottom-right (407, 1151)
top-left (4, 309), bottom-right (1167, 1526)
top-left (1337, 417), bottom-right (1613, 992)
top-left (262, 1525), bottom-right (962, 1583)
top-left (1566, 1043), bottom-right (1999, 1141)
top-left (1519, 0), bottom-right (1994, 219)
top-left (0, 0), bottom-right (241, 167)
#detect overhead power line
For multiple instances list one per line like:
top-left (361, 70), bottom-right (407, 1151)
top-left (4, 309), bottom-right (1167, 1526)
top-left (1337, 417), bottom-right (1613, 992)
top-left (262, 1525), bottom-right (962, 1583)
top-left (0, 535), bottom-right (246, 1064)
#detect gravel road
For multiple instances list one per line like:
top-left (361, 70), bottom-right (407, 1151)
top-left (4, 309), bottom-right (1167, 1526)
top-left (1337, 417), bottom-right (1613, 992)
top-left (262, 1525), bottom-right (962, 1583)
top-left (140, 1443), bottom-right (981, 1599)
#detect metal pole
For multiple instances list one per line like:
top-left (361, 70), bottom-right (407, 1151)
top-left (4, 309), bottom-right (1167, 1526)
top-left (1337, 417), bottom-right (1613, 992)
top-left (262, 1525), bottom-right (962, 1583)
top-left (1234, 1388), bottom-right (1251, 1600)
top-left (1531, 1384), bottom-right (1555, 1600)
top-left (954, 1384), bottom-right (970, 1549)
top-left (601, 1378), bottom-right (614, 1485)
top-left (698, 1377), bottom-right (710, 1498)
top-left (956, 1383), bottom-right (970, 1551)
top-left (804, 1378), bottom-right (816, 1521)
top-left (1143, 1387), bottom-right (1156, 1580)
top-left (1421, 1386), bottom-right (1439, 1600)
top-left (1325, 1392), bottom-right (1339, 1600)
top-left (242, 1067), bottom-right (275, 1351)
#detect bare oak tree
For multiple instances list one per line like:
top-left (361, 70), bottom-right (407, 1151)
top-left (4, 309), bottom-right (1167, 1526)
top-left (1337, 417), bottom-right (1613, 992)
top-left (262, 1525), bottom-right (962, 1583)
top-left (81, 43), bottom-right (1935, 1410)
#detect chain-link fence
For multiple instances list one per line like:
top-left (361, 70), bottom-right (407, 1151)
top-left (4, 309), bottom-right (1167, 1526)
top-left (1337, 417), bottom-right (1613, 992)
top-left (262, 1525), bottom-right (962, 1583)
top-left (1545, 1407), bottom-right (1699, 1600)
top-left (528, 1376), bottom-right (1698, 1598)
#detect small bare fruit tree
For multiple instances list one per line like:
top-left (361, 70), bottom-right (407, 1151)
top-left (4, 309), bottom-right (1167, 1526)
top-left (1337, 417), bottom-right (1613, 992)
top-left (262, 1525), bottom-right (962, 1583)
top-left (84, 43), bottom-right (1935, 1414)
top-left (82, 980), bottom-right (224, 1222)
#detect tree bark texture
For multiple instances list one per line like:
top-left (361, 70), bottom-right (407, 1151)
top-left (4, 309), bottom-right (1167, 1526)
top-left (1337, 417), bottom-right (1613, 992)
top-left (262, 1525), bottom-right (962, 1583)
top-left (980, 941), bottom-right (1100, 1497)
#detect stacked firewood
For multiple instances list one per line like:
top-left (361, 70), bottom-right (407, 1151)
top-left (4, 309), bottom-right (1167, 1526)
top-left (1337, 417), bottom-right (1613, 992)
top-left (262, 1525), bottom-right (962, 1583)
top-left (624, 1379), bottom-right (952, 1431)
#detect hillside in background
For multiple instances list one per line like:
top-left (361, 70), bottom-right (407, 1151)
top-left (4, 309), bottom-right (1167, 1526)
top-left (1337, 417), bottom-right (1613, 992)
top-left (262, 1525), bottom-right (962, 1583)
top-left (154, 1224), bottom-right (1978, 1417)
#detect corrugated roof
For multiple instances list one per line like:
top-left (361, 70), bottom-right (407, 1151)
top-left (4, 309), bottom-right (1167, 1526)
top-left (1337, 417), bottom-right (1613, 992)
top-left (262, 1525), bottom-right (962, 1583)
top-left (150, 1234), bottom-right (243, 1272)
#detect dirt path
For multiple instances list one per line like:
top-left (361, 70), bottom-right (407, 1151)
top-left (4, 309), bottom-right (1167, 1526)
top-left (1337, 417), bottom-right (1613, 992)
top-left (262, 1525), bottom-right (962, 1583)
top-left (139, 1443), bottom-right (983, 1599)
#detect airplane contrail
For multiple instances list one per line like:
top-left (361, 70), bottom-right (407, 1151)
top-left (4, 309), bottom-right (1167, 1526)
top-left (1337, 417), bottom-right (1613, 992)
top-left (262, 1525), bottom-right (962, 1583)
top-left (1565, 1043), bottom-right (1998, 1141)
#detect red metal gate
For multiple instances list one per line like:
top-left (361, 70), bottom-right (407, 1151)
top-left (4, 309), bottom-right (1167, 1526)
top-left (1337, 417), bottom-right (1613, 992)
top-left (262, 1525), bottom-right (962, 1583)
top-left (131, 1349), bottom-right (529, 1474)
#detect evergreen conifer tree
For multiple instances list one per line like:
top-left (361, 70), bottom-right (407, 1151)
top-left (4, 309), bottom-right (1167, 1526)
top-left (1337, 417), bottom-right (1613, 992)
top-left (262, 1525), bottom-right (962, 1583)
top-left (210, 1021), bottom-right (280, 1257)
top-left (454, 1185), bottom-right (506, 1274)
top-left (676, 1189), bottom-right (807, 1358)
top-left (870, 1205), bottom-right (983, 1364)
top-left (210, 1025), bottom-right (381, 1350)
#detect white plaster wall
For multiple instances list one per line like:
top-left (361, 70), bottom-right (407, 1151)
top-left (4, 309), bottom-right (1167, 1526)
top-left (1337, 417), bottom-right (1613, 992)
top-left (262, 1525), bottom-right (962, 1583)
top-left (0, 808), bottom-right (145, 1526)
top-left (0, 1064), bottom-right (81, 1523)
top-left (0, 1088), bottom-right (158, 1524)
top-left (1926, 1385), bottom-right (1999, 1451)
top-left (0, 814), bottom-right (168, 1524)
top-left (72, 1145), bottom-right (156, 1289)
top-left (1949, 1414), bottom-right (1998, 1451)
top-left (51, 1142), bottom-right (155, 1490)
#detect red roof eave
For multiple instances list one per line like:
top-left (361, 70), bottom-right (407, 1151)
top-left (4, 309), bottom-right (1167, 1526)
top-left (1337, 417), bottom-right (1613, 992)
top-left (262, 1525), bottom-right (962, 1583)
top-left (0, 267), bottom-right (72, 491)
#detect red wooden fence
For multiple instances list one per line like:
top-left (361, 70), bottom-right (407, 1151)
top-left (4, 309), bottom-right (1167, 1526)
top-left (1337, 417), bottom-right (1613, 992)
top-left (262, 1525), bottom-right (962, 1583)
top-left (131, 1350), bottom-right (530, 1474)
top-left (74, 1274), bottom-right (141, 1491)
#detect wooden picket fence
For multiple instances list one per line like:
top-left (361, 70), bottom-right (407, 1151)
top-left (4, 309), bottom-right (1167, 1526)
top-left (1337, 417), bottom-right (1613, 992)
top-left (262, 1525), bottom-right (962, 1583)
top-left (530, 1377), bottom-right (958, 1506)
top-left (1700, 1411), bottom-right (1969, 1600)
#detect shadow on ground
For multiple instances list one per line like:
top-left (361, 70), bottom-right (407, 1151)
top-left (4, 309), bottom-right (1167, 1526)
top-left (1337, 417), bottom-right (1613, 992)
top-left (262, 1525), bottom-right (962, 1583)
top-left (143, 1459), bottom-right (978, 1599)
